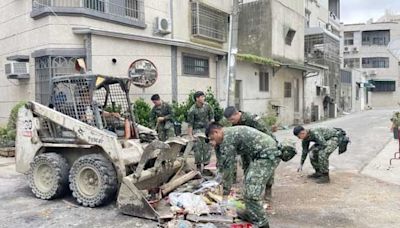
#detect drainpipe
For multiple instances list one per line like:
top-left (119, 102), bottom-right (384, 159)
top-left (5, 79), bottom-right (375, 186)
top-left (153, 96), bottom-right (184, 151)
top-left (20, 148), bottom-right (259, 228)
top-left (84, 34), bottom-right (92, 71)
top-left (170, 0), bottom-right (178, 102)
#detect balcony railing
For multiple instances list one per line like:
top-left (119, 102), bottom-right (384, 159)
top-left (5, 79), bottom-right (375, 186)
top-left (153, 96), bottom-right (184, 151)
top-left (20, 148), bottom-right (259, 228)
top-left (31, 0), bottom-right (145, 28)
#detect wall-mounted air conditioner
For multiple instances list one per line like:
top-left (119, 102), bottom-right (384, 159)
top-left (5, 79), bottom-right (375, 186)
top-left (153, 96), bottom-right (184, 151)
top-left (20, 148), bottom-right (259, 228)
top-left (156, 17), bottom-right (171, 35)
top-left (5, 62), bottom-right (29, 79)
top-left (352, 47), bottom-right (359, 53)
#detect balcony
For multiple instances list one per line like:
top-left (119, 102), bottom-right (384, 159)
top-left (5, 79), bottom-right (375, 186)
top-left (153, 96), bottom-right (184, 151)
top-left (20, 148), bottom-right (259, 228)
top-left (31, 0), bottom-right (145, 28)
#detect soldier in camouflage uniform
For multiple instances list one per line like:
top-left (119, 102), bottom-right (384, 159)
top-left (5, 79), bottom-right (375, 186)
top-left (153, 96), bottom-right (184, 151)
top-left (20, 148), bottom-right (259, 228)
top-left (149, 94), bottom-right (175, 141)
top-left (224, 106), bottom-right (277, 201)
top-left (206, 123), bottom-right (296, 228)
top-left (187, 91), bottom-right (214, 171)
top-left (293, 125), bottom-right (342, 183)
top-left (390, 112), bottom-right (400, 137)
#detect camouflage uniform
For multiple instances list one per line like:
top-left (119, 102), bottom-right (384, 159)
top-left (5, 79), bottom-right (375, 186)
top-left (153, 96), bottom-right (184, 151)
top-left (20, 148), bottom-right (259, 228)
top-left (216, 126), bottom-right (281, 227)
top-left (233, 111), bottom-right (277, 196)
top-left (149, 102), bottom-right (175, 141)
top-left (187, 102), bottom-right (214, 165)
top-left (301, 128), bottom-right (340, 174)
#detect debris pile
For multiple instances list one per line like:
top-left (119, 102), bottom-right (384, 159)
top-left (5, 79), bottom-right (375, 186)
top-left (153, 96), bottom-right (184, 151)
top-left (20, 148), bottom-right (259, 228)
top-left (139, 167), bottom-right (252, 227)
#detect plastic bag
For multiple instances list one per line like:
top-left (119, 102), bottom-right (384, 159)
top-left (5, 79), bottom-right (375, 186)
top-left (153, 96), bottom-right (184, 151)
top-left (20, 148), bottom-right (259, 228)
top-left (169, 192), bottom-right (210, 215)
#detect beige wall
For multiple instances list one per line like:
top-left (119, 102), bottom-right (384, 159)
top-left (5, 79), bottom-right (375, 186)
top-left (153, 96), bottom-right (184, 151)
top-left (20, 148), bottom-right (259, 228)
top-left (176, 47), bottom-right (218, 102)
top-left (271, 68), bottom-right (304, 125)
top-left (270, 0), bottom-right (305, 63)
top-left (305, 0), bottom-right (329, 28)
top-left (304, 71), bottom-right (325, 121)
top-left (236, 62), bottom-right (271, 114)
top-left (0, 0), bottom-right (229, 124)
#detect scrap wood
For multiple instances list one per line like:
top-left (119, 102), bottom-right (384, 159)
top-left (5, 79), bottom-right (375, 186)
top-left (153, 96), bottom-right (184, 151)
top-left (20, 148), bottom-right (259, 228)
top-left (207, 192), bottom-right (223, 203)
top-left (161, 171), bottom-right (201, 196)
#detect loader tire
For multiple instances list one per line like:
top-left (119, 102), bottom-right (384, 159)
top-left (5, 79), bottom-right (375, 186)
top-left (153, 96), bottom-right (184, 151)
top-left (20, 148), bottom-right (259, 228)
top-left (28, 153), bottom-right (70, 200)
top-left (69, 154), bottom-right (117, 207)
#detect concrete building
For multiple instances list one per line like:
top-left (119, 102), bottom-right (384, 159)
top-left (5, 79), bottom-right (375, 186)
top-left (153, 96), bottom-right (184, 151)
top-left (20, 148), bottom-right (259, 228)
top-left (342, 17), bottom-right (400, 107)
top-left (236, 0), bottom-right (306, 125)
top-left (0, 0), bottom-right (231, 124)
top-left (304, 0), bottom-right (341, 121)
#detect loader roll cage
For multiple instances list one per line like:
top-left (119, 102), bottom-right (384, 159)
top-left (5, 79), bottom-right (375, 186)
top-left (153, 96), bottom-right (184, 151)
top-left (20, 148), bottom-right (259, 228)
top-left (48, 74), bottom-right (137, 139)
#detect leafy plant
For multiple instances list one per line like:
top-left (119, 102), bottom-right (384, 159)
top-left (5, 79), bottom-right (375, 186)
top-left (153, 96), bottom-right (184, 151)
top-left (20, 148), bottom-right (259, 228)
top-left (172, 88), bottom-right (223, 123)
top-left (236, 53), bottom-right (281, 67)
top-left (7, 101), bottom-right (26, 130)
top-left (261, 114), bottom-right (278, 127)
top-left (104, 103), bottom-right (123, 114)
top-left (0, 101), bottom-right (26, 148)
top-left (133, 98), bottom-right (151, 127)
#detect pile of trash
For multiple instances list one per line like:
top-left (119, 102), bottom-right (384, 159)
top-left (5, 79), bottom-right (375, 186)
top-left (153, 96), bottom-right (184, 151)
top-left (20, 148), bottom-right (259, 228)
top-left (150, 167), bottom-right (251, 228)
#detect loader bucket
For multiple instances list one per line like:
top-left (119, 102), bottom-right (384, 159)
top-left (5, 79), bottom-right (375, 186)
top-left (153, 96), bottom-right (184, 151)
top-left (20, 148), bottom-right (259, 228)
top-left (117, 138), bottom-right (191, 220)
top-left (118, 177), bottom-right (160, 220)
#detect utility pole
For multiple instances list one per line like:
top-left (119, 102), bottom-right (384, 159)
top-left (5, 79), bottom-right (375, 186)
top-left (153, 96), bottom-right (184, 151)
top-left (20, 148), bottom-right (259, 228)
top-left (227, 0), bottom-right (240, 106)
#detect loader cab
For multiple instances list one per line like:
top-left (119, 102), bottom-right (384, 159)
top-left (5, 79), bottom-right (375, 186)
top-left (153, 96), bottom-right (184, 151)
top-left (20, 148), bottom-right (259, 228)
top-left (49, 74), bottom-right (138, 139)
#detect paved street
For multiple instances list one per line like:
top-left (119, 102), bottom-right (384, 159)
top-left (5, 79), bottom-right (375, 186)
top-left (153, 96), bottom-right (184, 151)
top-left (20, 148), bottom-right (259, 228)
top-left (1, 109), bottom-right (400, 227)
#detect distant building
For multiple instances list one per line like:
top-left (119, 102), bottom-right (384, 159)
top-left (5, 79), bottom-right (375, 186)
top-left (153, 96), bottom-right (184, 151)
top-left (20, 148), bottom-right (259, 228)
top-left (237, 0), bottom-right (306, 125)
top-left (304, 0), bottom-right (341, 121)
top-left (342, 18), bottom-right (400, 107)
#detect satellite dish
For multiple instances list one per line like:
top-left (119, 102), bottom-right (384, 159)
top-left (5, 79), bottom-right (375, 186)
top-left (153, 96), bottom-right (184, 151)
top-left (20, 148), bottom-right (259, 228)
top-left (387, 39), bottom-right (400, 61)
top-left (128, 59), bottom-right (158, 88)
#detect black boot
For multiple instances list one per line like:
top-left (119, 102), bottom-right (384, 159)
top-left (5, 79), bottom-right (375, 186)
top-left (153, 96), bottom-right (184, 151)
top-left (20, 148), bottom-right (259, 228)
top-left (315, 173), bottom-right (330, 184)
top-left (307, 172), bottom-right (322, 179)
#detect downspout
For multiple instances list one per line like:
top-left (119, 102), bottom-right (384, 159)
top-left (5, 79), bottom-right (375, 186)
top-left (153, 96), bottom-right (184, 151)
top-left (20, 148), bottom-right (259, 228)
top-left (84, 34), bottom-right (92, 72)
top-left (170, 0), bottom-right (178, 101)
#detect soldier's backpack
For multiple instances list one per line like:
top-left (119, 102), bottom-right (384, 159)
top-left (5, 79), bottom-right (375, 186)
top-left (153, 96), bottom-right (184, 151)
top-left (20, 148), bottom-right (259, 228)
top-left (279, 140), bottom-right (297, 162)
top-left (334, 128), bottom-right (350, 154)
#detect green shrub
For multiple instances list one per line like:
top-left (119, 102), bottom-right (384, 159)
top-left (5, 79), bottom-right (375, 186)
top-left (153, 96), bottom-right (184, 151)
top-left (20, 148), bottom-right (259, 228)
top-left (0, 102), bottom-right (26, 147)
top-left (133, 98), bottom-right (152, 128)
top-left (172, 87), bottom-right (223, 123)
top-left (7, 101), bottom-right (26, 130)
top-left (261, 113), bottom-right (278, 127)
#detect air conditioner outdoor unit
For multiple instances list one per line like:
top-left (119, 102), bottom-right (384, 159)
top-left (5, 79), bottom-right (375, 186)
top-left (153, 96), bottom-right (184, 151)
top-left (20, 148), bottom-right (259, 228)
top-left (344, 47), bottom-right (349, 51)
top-left (156, 17), bottom-right (171, 35)
top-left (352, 47), bottom-right (359, 52)
top-left (5, 62), bottom-right (29, 79)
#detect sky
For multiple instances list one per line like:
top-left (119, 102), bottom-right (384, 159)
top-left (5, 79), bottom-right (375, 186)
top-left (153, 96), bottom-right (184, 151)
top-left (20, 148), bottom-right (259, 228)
top-left (341, 0), bottom-right (400, 24)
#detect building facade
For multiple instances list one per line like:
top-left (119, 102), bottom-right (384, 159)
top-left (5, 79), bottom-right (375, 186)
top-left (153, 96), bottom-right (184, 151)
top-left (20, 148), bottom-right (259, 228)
top-left (303, 0), bottom-right (341, 121)
top-left (237, 0), bottom-right (305, 125)
top-left (342, 19), bottom-right (400, 107)
top-left (0, 0), bottom-right (231, 124)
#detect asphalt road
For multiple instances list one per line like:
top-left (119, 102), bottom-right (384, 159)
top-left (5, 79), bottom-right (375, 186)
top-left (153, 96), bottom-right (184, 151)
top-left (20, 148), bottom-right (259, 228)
top-left (0, 109), bottom-right (399, 227)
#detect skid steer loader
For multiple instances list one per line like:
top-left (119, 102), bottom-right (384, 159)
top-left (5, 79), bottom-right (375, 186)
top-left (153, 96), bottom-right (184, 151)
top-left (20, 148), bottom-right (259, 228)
top-left (15, 74), bottom-right (192, 221)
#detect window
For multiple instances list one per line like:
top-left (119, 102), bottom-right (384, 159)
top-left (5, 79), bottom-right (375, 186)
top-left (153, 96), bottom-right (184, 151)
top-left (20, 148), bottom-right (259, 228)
top-left (192, 2), bottom-right (228, 42)
top-left (284, 82), bottom-right (292, 98)
top-left (84, 0), bottom-right (105, 12)
top-left (35, 56), bottom-right (80, 104)
top-left (362, 57), bottom-right (389, 68)
top-left (344, 58), bottom-right (360, 68)
top-left (371, 80), bottom-right (395, 92)
top-left (32, 0), bottom-right (145, 27)
top-left (259, 72), bottom-right (269, 92)
top-left (316, 86), bottom-right (321, 96)
top-left (344, 32), bottom-right (354, 46)
top-left (362, 30), bottom-right (390, 46)
top-left (285, 28), bottom-right (296, 46)
top-left (182, 54), bottom-right (209, 76)
top-left (125, 0), bottom-right (140, 18)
